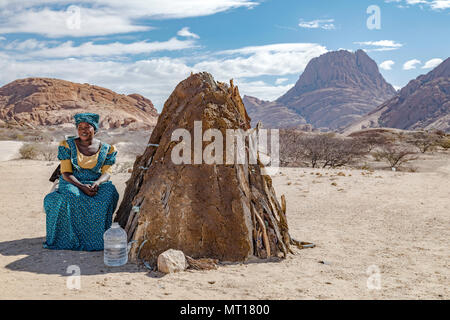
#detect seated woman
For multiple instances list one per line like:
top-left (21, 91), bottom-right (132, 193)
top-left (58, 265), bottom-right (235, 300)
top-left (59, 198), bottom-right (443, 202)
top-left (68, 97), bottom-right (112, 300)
top-left (43, 112), bottom-right (119, 251)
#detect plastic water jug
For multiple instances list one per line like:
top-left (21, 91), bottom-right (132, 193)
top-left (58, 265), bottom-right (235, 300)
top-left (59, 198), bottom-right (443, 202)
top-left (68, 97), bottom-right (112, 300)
top-left (103, 222), bottom-right (129, 266)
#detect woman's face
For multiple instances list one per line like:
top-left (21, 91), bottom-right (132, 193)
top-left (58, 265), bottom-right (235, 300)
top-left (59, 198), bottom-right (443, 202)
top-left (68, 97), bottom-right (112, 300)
top-left (77, 122), bottom-right (95, 141)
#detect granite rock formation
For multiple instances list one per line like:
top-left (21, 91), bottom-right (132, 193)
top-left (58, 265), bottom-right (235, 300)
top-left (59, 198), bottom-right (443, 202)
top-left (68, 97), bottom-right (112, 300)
top-left (344, 57), bottom-right (450, 133)
top-left (244, 50), bottom-right (396, 130)
top-left (0, 78), bottom-right (158, 129)
top-left (242, 95), bottom-right (308, 129)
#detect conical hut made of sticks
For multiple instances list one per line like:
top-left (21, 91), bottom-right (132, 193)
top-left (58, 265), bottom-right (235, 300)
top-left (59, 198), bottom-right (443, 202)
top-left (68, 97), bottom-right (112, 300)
top-left (114, 72), bottom-right (307, 266)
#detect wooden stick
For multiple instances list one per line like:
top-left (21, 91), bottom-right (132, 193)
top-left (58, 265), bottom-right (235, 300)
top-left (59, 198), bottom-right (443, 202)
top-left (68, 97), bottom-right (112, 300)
top-left (254, 210), bottom-right (271, 257)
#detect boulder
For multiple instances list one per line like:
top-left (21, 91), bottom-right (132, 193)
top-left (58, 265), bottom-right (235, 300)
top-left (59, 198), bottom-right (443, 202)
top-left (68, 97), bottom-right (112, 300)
top-left (157, 249), bottom-right (187, 273)
top-left (0, 77), bottom-right (159, 129)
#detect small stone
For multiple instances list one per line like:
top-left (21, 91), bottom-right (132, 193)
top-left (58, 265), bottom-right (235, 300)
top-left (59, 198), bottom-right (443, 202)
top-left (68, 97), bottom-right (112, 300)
top-left (157, 249), bottom-right (187, 273)
top-left (208, 281), bottom-right (216, 284)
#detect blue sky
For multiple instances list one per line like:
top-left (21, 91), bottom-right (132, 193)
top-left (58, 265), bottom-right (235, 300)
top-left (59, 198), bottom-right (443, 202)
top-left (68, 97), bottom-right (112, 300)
top-left (0, 0), bottom-right (449, 111)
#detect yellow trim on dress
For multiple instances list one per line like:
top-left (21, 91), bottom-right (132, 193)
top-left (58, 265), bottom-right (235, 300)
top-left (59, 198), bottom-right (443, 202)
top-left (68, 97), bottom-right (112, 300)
top-left (59, 140), bottom-right (116, 175)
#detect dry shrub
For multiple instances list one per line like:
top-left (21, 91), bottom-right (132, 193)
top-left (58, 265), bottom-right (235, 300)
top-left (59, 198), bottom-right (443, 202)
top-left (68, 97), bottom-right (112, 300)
top-left (19, 142), bottom-right (57, 160)
top-left (38, 143), bottom-right (58, 161)
top-left (373, 144), bottom-right (418, 169)
top-left (406, 131), bottom-right (441, 153)
top-left (281, 131), bottom-right (367, 168)
top-left (438, 138), bottom-right (450, 151)
top-left (350, 130), bottom-right (391, 153)
top-left (19, 143), bottom-right (40, 159)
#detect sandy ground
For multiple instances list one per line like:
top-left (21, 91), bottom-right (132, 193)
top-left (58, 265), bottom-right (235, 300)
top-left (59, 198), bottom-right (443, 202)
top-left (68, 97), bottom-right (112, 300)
top-left (0, 149), bottom-right (449, 299)
top-left (0, 141), bottom-right (23, 161)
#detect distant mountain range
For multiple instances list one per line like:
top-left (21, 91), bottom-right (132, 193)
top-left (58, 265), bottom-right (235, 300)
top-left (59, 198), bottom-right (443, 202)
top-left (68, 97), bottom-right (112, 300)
top-left (245, 50), bottom-right (450, 133)
top-left (1, 52), bottom-right (448, 134)
top-left (0, 78), bottom-right (159, 130)
top-left (244, 50), bottom-right (396, 130)
top-left (343, 57), bottom-right (450, 134)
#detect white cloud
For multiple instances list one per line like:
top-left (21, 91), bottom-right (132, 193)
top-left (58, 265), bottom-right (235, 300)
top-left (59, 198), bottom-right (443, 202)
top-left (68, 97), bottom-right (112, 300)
top-left (195, 43), bottom-right (327, 79)
top-left (218, 43), bottom-right (326, 55)
top-left (403, 59), bottom-right (422, 70)
top-left (177, 27), bottom-right (200, 39)
top-left (385, 0), bottom-right (450, 10)
top-left (379, 60), bottom-right (395, 70)
top-left (0, 7), bottom-right (152, 38)
top-left (275, 78), bottom-right (289, 85)
top-left (5, 38), bottom-right (198, 58)
top-left (422, 58), bottom-right (443, 69)
top-left (406, 0), bottom-right (429, 4)
top-left (236, 80), bottom-right (294, 101)
top-left (298, 19), bottom-right (335, 30)
top-left (0, 41), bottom-right (324, 111)
top-left (354, 40), bottom-right (403, 52)
top-left (355, 40), bottom-right (402, 47)
top-left (0, 56), bottom-right (193, 110)
top-left (0, 1), bottom-right (259, 37)
top-left (430, 0), bottom-right (450, 9)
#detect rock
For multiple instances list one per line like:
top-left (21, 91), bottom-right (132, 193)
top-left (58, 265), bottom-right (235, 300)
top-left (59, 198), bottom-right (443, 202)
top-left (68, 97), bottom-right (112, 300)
top-left (243, 95), bottom-right (307, 129)
top-left (344, 58), bottom-right (450, 133)
top-left (115, 72), bottom-right (302, 266)
top-left (244, 50), bottom-right (396, 130)
top-left (157, 249), bottom-right (187, 273)
top-left (0, 78), bottom-right (159, 130)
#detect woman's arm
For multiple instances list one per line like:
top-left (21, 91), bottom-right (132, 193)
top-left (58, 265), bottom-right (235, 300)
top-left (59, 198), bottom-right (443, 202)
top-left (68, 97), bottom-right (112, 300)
top-left (62, 172), bottom-right (97, 196)
top-left (91, 173), bottom-right (110, 192)
top-left (93, 173), bottom-right (110, 185)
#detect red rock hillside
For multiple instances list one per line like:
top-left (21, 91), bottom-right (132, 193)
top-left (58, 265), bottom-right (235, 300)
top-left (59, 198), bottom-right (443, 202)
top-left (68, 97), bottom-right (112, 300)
top-left (0, 78), bottom-right (159, 129)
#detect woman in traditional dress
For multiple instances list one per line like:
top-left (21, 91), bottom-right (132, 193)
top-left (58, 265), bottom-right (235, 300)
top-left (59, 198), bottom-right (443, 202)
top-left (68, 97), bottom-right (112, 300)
top-left (43, 112), bottom-right (119, 251)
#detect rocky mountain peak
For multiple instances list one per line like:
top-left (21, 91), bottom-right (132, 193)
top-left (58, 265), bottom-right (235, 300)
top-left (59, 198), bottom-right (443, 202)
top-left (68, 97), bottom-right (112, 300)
top-left (0, 77), bottom-right (159, 129)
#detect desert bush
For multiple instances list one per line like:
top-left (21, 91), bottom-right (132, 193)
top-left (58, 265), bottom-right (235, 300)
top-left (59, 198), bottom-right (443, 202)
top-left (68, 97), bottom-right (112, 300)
top-left (373, 144), bottom-right (418, 169)
top-left (281, 132), bottom-right (367, 168)
top-left (38, 143), bottom-right (58, 161)
top-left (19, 142), bottom-right (57, 160)
top-left (407, 131), bottom-right (440, 153)
top-left (280, 129), bottom-right (307, 166)
top-left (351, 131), bottom-right (390, 153)
top-left (438, 138), bottom-right (450, 150)
top-left (433, 129), bottom-right (446, 138)
top-left (19, 143), bottom-right (40, 159)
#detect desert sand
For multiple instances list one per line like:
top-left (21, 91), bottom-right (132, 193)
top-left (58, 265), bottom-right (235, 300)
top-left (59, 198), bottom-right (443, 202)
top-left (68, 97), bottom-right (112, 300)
top-left (0, 141), bottom-right (23, 161)
top-left (0, 144), bottom-right (449, 300)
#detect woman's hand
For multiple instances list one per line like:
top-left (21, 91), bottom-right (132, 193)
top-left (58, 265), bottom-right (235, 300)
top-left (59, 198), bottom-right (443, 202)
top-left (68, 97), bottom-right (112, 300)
top-left (80, 184), bottom-right (97, 197)
top-left (91, 181), bottom-right (102, 191)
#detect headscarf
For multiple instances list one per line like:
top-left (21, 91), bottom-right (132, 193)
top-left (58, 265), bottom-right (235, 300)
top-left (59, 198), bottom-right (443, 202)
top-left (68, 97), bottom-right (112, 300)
top-left (74, 113), bottom-right (100, 132)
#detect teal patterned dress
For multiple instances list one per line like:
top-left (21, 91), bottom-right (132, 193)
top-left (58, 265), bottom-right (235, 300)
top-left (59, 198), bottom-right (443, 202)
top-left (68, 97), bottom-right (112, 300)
top-left (43, 138), bottom-right (119, 251)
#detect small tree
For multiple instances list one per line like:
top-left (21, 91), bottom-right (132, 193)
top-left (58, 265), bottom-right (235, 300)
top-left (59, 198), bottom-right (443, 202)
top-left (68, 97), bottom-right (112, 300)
top-left (19, 143), bottom-right (39, 159)
top-left (375, 144), bottom-right (418, 169)
top-left (438, 138), bottom-right (450, 151)
top-left (407, 131), bottom-right (440, 153)
top-left (297, 134), bottom-right (367, 168)
top-left (354, 132), bottom-right (389, 153)
top-left (38, 143), bottom-right (57, 161)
